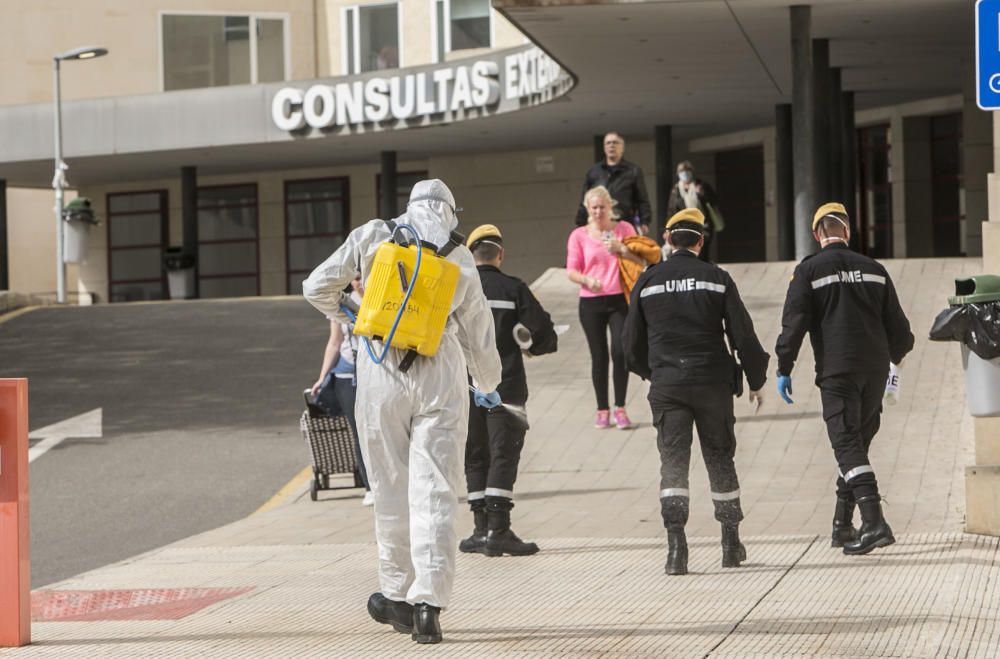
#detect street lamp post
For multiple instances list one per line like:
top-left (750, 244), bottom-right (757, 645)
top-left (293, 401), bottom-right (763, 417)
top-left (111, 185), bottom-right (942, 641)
top-left (52, 46), bottom-right (108, 304)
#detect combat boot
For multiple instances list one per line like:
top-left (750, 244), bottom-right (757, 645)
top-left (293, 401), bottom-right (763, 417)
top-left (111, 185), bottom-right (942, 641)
top-left (484, 496), bottom-right (539, 557)
top-left (459, 501), bottom-right (488, 554)
top-left (831, 496), bottom-right (857, 548)
top-left (412, 603), bottom-right (442, 644)
top-left (664, 526), bottom-right (688, 575)
top-left (721, 523), bottom-right (747, 568)
top-left (843, 494), bottom-right (895, 555)
top-left (367, 593), bottom-right (413, 633)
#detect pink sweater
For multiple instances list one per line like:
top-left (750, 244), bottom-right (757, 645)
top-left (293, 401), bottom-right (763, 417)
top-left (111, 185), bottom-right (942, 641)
top-left (566, 221), bottom-right (637, 298)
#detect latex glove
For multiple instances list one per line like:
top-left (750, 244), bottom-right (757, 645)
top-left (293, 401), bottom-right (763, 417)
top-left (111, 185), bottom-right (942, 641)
top-left (748, 389), bottom-right (764, 414)
top-left (473, 390), bottom-right (502, 409)
top-left (777, 375), bottom-right (794, 404)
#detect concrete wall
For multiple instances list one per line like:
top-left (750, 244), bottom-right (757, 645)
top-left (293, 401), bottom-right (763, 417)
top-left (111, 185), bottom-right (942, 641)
top-left (7, 188), bottom-right (59, 295)
top-left (0, 0), bottom-right (319, 105)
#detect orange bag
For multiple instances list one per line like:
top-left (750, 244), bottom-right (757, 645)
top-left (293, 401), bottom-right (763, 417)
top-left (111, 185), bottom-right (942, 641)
top-left (618, 235), bottom-right (662, 303)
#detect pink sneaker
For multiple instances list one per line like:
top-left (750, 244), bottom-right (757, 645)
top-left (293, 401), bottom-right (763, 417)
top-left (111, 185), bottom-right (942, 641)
top-left (613, 407), bottom-right (634, 430)
top-left (594, 409), bottom-right (611, 429)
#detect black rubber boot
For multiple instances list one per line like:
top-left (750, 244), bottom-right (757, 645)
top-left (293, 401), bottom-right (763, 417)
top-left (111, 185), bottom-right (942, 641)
top-left (721, 524), bottom-right (747, 568)
top-left (664, 526), bottom-right (688, 575)
top-left (831, 496), bottom-right (857, 548)
top-left (367, 593), bottom-right (413, 634)
top-left (484, 497), bottom-right (539, 557)
top-left (459, 501), bottom-right (488, 554)
top-left (412, 603), bottom-right (442, 644)
top-left (843, 495), bottom-right (895, 555)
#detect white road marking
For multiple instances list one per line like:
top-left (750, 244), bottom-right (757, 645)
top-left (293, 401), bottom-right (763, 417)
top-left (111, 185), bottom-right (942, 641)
top-left (28, 408), bottom-right (103, 462)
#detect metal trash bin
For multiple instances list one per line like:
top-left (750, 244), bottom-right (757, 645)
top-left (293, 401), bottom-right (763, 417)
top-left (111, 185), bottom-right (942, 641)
top-left (63, 197), bottom-right (98, 264)
top-left (163, 247), bottom-right (195, 300)
top-left (930, 275), bottom-right (1000, 417)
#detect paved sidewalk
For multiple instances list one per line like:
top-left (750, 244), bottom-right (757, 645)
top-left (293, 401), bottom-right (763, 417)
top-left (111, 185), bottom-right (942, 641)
top-left (8, 258), bottom-right (994, 657)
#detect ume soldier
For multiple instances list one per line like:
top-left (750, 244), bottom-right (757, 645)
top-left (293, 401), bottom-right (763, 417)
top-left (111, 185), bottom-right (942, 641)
top-left (775, 203), bottom-right (914, 555)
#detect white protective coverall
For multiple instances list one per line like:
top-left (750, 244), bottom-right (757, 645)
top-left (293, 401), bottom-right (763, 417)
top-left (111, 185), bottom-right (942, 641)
top-left (302, 180), bottom-right (501, 609)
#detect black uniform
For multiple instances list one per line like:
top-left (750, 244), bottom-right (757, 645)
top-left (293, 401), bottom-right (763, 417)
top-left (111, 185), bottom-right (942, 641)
top-left (465, 265), bottom-right (557, 499)
top-left (623, 250), bottom-right (769, 527)
top-left (775, 243), bottom-right (913, 502)
top-left (574, 159), bottom-right (652, 229)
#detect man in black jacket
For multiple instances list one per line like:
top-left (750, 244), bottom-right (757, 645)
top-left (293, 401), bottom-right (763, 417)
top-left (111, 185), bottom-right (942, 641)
top-left (459, 224), bottom-right (558, 557)
top-left (775, 202), bottom-right (914, 556)
top-left (624, 208), bottom-right (770, 576)
top-left (575, 131), bottom-right (652, 234)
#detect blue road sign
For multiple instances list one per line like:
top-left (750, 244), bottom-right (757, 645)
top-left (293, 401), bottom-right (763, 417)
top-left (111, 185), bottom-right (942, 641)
top-left (978, 0), bottom-right (1000, 110)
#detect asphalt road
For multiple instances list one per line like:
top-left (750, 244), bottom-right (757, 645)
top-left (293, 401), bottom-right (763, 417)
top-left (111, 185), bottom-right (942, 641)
top-left (0, 298), bottom-right (331, 587)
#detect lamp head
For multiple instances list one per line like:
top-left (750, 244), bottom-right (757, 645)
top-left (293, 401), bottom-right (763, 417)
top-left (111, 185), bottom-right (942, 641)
top-left (56, 46), bottom-right (109, 61)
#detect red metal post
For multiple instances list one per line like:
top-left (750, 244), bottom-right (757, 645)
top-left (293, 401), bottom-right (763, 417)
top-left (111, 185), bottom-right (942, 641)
top-left (0, 378), bottom-right (30, 646)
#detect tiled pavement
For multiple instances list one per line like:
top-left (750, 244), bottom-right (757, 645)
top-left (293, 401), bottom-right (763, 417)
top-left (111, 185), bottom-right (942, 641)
top-left (7, 257), bottom-right (996, 657)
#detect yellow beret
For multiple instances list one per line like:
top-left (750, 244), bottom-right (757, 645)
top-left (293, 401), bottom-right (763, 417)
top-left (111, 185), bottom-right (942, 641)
top-left (812, 202), bottom-right (848, 230)
top-left (666, 208), bottom-right (705, 229)
top-left (466, 223), bottom-right (502, 247)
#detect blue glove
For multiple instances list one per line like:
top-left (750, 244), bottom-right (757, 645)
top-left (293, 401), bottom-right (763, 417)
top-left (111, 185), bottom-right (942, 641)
top-left (473, 390), bottom-right (502, 409)
top-left (777, 375), bottom-right (794, 404)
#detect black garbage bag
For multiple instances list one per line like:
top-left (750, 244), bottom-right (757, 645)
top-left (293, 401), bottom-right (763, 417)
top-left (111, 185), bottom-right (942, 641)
top-left (929, 302), bottom-right (1000, 360)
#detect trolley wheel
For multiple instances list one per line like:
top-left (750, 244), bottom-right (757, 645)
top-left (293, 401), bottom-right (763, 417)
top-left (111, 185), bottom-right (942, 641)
top-left (320, 473), bottom-right (330, 489)
top-left (310, 479), bottom-right (319, 502)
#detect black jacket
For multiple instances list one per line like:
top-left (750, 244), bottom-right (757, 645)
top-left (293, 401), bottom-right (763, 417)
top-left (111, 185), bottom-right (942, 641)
top-left (775, 243), bottom-right (914, 379)
top-left (477, 264), bottom-right (558, 405)
top-left (623, 250), bottom-right (769, 391)
top-left (575, 158), bottom-right (652, 228)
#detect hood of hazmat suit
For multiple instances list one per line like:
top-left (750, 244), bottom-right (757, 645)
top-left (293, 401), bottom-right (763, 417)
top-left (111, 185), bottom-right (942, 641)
top-left (303, 179), bottom-right (501, 609)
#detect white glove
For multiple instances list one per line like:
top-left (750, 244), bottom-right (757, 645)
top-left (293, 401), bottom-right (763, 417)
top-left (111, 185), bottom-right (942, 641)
top-left (748, 389), bottom-right (764, 415)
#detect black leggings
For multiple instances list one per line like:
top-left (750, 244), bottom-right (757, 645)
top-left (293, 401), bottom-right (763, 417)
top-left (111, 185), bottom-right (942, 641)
top-left (579, 294), bottom-right (629, 409)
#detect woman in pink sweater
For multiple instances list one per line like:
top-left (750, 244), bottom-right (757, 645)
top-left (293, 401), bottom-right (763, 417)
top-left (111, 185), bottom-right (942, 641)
top-left (566, 186), bottom-right (645, 429)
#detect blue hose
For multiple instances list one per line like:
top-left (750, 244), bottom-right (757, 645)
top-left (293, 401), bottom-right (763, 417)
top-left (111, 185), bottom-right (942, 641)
top-left (362, 223), bottom-right (422, 366)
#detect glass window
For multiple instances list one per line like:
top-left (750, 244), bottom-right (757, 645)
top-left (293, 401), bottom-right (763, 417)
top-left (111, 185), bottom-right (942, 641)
top-left (162, 14), bottom-right (286, 91)
top-left (107, 191), bottom-right (168, 303)
top-left (198, 184), bottom-right (259, 298)
top-left (256, 19), bottom-right (285, 84)
top-left (345, 4), bottom-right (399, 74)
top-left (449, 0), bottom-right (490, 51)
top-left (285, 178), bottom-right (350, 294)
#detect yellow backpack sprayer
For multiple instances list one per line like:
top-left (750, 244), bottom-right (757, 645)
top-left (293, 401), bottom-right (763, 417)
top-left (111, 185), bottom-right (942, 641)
top-left (351, 220), bottom-right (463, 372)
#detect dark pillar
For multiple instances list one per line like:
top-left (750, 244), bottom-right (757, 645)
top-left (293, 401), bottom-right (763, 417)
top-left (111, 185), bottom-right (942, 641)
top-left (841, 91), bottom-right (857, 229)
top-left (654, 125), bottom-right (672, 243)
top-left (0, 179), bottom-right (7, 291)
top-left (812, 38), bottom-right (831, 206)
top-left (776, 104), bottom-right (795, 261)
top-left (380, 151), bottom-right (398, 219)
top-left (829, 68), bottom-right (844, 205)
top-left (593, 134), bottom-right (604, 164)
top-left (181, 166), bottom-right (199, 299)
top-left (791, 5), bottom-right (816, 258)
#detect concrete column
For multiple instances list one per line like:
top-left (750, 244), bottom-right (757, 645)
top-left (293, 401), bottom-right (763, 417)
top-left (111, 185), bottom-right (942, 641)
top-left (380, 151), bottom-right (398, 219)
top-left (829, 68), bottom-right (844, 204)
top-left (654, 125), bottom-right (672, 243)
top-left (593, 134), bottom-right (604, 164)
top-left (776, 104), bottom-right (795, 261)
top-left (841, 91), bottom-right (858, 240)
top-left (964, 97), bottom-right (993, 258)
top-left (181, 166), bottom-right (199, 299)
top-left (790, 5), bottom-right (815, 259)
top-left (812, 38), bottom-right (831, 205)
top-left (0, 179), bottom-right (7, 291)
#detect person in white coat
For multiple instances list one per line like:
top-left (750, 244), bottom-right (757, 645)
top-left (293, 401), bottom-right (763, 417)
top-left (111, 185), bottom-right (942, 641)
top-left (302, 179), bottom-right (502, 644)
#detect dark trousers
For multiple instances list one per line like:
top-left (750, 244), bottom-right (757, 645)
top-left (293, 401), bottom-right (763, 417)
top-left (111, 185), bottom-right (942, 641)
top-left (579, 294), bottom-right (629, 409)
top-left (332, 376), bottom-right (369, 490)
top-left (819, 371), bottom-right (886, 502)
top-left (650, 382), bottom-right (743, 527)
top-left (465, 394), bottom-right (527, 498)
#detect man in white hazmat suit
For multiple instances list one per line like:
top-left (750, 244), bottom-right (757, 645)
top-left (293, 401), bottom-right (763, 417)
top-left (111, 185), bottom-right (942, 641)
top-left (302, 179), bottom-right (502, 645)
